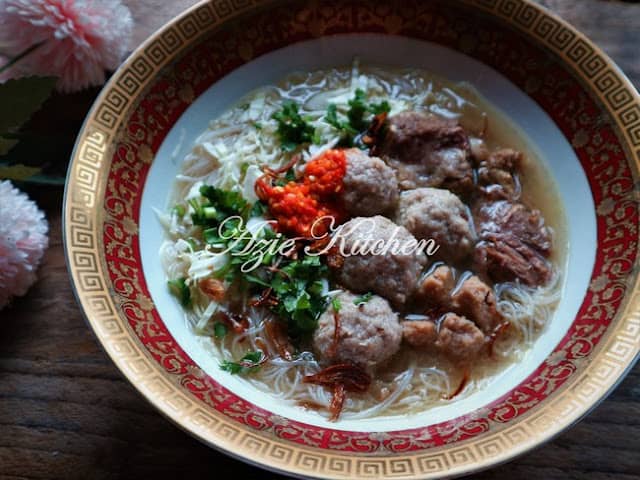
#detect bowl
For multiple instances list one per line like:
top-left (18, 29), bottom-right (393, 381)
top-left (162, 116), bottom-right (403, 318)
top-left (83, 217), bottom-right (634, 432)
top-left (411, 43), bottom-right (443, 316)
top-left (63, 0), bottom-right (640, 477)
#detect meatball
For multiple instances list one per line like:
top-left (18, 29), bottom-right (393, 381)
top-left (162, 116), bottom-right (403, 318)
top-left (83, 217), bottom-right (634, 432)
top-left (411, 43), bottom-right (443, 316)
top-left (401, 313), bottom-right (485, 365)
top-left (396, 188), bottom-right (475, 263)
top-left (380, 111), bottom-right (473, 196)
top-left (342, 148), bottom-right (398, 217)
top-left (473, 199), bottom-right (553, 286)
top-left (313, 291), bottom-right (402, 368)
top-left (330, 215), bottom-right (427, 308)
top-left (476, 148), bottom-right (523, 201)
top-left (451, 274), bottom-right (504, 333)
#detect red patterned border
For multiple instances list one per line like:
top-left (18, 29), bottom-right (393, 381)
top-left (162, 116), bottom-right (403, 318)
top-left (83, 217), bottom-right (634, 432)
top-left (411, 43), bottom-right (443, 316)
top-left (102, 0), bottom-right (637, 452)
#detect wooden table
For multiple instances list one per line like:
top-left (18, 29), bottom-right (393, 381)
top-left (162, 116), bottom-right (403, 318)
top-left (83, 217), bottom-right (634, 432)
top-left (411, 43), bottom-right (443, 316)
top-left (1, 1), bottom-right (638, 478)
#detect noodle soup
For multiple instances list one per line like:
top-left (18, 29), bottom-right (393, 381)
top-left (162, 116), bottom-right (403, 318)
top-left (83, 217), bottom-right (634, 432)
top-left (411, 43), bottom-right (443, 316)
top-left (159, 63), bottom-right (566, 421)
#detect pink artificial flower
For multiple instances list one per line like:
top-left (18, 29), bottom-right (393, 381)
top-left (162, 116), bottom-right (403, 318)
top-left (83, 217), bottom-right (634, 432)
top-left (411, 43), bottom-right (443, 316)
top-left (0, 0), bottom-right (133, 92)
top-left (0, 181), bottom-right (49, 309)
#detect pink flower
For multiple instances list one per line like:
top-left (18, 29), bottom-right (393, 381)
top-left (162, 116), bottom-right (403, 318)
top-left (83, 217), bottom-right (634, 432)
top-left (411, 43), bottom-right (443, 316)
top-left (0, 0), bottom-right (133, 92)
top-left (0, 181), bottom-right (49, 309)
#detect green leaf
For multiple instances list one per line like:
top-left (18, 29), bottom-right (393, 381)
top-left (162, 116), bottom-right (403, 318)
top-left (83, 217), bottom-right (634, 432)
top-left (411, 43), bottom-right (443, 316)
top-left (220, 350), bottom-right (265, 375)
top-left (0, 76), bottom-right (57, 139)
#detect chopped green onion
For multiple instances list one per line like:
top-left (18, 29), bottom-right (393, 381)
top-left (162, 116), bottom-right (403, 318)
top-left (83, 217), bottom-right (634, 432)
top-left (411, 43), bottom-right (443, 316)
top-left (331, 297), bottom-right (341, 312)
top-left (173, 204), bottom-right (186, 217)
top-left (213, 322), bottom-right (228, 339)
top-left (353, 292), bottom-right (374, 306)
top-left (203, 206), bottom-right (217, 219)
top-left (168, 278), bottom-right (191, 308)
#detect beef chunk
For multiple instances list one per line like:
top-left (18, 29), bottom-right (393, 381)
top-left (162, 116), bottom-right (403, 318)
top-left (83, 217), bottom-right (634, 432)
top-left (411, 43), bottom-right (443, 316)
top-left (402, 314), bottom-right (485, 365)
top-left (402, 319), bottom-right (438, 348)
top-left (451, 274), bottom-right (504, 333)
top-left (380, 111), bottom-right (473, 196)
top-left (476, 200), bottom-right (551, 254)
top-left (474, 233), bottom-right (552, 286)
top-left (473, 198), bottom-right (553, 286)
top-left (435, 313), bottom-right (485, 364)
top-left (410, 266), bottom-right (504, 334)
top-left (476, 148), bottom-right (523, 201)
top-left (413, 265), bottom-right (455, 307)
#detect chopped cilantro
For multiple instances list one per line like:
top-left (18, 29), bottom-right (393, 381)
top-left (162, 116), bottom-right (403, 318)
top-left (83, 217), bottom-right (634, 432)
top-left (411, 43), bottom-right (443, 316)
top-left (272, 100), bottom-right (315, 152)
top-left (182, 183), bottom-right (332, 339)
top-left (249, 200), bottom-right (268, 218)
top-left (284, 168), bottom-right (296, 183)
top-left (168, 278), bottom-right (191, 308)
top-left (220, 350), bottom-right (264, 375)
top-left (369, 100), bottom-right (391, 115)
top-left (347, 88), bottom-right (369, 131)
top-left (252, 121), bottom-right (262, 130)
top-left (353, 292), bottom-right (374, 306)
top-left (324, 89), bottom-right (391, 147)
top-left (270, 255), bottom-right (328, 337)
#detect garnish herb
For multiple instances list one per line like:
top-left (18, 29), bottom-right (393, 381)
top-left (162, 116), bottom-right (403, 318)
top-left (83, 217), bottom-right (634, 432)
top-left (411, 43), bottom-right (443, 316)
top-left (249, 200), bottom-right (268, 217)
top-left (220, 350), bottom-right (265, 375)
top-left (190, 185), bottom-right (250, 227)
top-left (270, 255), bottom-right (328, 337)
top-left (172, 204), bottom-right (186, 217)
top-left (331, 297), bottom-right (342, 312)
top-left (353, 292), bottom-right (374, 306)
top-left (186, 182), bottom-right (332, 340)
top-left (324, 88), bottom-right (391, 147)
top-left (252, 121), bottom-right (262, 130)
top-left (272, 100), bottom-right (315, 152)
top-left (213, 322), bottom-right (228, 339)
top-left (168, 277), bottom-right (191, 308)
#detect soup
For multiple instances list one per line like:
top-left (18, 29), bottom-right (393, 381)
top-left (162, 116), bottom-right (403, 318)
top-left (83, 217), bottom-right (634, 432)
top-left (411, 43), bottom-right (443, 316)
top-left (159, 63), bottom-right (566, 421)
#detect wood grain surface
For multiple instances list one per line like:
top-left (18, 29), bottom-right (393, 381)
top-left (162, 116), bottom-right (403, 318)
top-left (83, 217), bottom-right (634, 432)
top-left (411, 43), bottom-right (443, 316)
top-left (1, 1), bottom-right (639, 479)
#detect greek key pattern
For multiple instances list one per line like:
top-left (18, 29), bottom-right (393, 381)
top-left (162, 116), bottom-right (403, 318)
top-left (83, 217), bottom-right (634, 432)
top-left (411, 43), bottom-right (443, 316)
top-left (64, 0), bottom-right (640, 478)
